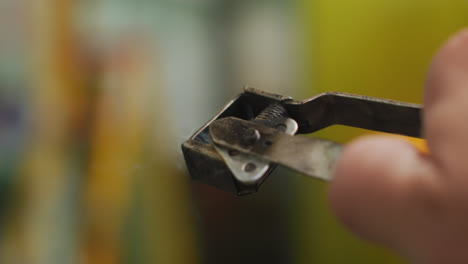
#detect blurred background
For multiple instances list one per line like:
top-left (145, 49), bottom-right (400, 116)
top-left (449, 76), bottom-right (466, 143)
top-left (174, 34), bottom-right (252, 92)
top-left (1, 0), bottom-right (468, 263)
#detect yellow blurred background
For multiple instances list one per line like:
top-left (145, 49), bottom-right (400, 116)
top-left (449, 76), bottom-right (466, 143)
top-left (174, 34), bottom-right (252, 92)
top-left (0, 0), bottom-right (467, 263)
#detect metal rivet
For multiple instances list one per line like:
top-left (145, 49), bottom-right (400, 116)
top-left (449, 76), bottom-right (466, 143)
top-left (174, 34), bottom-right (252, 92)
top-left (243, 163), bottom-right (257, 172)
top-left (244, 128), bottom-right (261, 145)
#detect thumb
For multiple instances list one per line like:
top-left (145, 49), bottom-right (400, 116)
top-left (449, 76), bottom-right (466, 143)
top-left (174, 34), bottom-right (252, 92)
top-left (328, 28), bottom-right (468, 263)
top-left (328, 135), bottom-right (440, 254)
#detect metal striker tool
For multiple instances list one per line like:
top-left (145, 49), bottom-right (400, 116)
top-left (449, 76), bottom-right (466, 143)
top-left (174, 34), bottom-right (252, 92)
top-left (182, 87), bottom-right (422, 195)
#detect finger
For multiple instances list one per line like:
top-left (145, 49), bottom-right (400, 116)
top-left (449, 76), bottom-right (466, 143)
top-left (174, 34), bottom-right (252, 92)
top-left (424, 28), bottom-right (468, 179)
top-left (328, 135), bottom-right (439, 250)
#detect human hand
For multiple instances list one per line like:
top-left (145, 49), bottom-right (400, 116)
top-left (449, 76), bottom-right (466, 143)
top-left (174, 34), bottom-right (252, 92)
top-left (329, 28), bottom-right (468, 264)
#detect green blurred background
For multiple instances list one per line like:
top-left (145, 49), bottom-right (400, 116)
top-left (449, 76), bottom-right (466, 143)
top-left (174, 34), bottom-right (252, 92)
top-left (0, 0), bottom-right (467, 263)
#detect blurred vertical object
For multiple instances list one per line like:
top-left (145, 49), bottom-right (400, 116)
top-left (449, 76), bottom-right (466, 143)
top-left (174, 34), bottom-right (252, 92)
top-left (0, 0), bottom-right (34, 262)
top-left (295, 0), bottom-right (468, 263)
top-left (79, 2), bottom-right (199, 264)
top-left (0, 0), bottom-right (29, 234)
top-left (12, 0), bottom-right (86, 263)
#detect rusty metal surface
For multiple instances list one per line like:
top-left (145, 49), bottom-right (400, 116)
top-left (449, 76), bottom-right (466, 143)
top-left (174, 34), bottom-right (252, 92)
top-left (215, 117), bottom-right (298, 185)
top-left (182, 87), bottom-right (422, 195)
top-left (281, 90), bottom-right (421, 137)
top-left (210, 117), bottom-right (342, 181)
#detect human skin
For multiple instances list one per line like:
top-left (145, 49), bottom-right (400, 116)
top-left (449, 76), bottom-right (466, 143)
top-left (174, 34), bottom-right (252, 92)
top-left (329, 28), bottom-right (468, 264)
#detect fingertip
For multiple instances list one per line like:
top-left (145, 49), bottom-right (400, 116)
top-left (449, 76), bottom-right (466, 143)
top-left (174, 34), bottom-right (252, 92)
top-left (426, 27), bottom-right (468, 105)
top-left (328, 135), bottom-right (419, 241)
top-left (424, 27), bottom-right (468, 176)
top-left (441, 27), bottom-right (468, 53)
